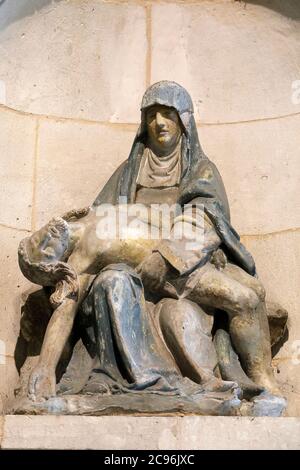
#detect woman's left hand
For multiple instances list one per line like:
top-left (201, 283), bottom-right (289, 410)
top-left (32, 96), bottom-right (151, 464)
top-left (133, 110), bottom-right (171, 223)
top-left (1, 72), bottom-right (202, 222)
top-left (136, 251), bottom-right (169, 293)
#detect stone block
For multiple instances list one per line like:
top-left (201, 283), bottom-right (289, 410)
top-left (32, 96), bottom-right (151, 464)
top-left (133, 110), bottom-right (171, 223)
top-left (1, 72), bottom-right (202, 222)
top-left (0, 227), bottom-right (33, 354)
top-left (177, 416), bottom-right (300, 450)
top-left (0, 1), bottom-right (147, 122)
top-left (0, 358), bottom-right (19, 416)
top-left (242, 231), bottom-right (300, 416)
top-left (0, 226), bottom-right (34, 412)
top-left (242, 231), bottom-right (300, 331)
top-left (0, 107), bottom-right (36, 230)
top-left (198, 114), bottom-right (300, 234)
top-left (35, 119), bottom-right (137, 227)
top-left (151, 1), bottom-right (300, 123)
top-left (1, 415), bottom-right (299, 450)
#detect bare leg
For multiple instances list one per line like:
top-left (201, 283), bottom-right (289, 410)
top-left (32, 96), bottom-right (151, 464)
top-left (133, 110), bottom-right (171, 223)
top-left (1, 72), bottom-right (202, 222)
top-left (185, 263), bottom-right (280, 395)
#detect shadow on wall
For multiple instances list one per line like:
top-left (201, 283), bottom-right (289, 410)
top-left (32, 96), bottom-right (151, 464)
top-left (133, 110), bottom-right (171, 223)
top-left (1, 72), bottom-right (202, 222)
top-left (0, 0), bottom-right (300, 30)
top-left (244, 0), bottom-right (300, 19)
top-left (0, 0), bottom-right (63, 31)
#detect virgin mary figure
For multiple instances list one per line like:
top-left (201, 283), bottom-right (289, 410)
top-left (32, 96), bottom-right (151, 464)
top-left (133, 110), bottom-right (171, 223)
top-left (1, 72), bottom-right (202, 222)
top-left (21, 81), bottom-right (284, 416)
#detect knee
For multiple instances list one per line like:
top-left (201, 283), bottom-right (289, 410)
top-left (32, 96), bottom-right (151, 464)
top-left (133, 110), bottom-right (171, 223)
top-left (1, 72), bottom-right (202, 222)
top-left (252, 279), bottom-right (266, 302)
top-left (158, 299), bottom-right (213, 336)
top-left (235, 287), bottom-right (260, 313)
top-left (158, 299), bottom-right (179, 326)
top-left (93, 268), bottom-right (131, 291)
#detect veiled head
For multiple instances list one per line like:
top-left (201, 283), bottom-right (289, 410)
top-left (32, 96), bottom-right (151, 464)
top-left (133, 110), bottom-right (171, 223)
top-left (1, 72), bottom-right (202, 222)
top-left (145, 104), bottom-right (182, 156)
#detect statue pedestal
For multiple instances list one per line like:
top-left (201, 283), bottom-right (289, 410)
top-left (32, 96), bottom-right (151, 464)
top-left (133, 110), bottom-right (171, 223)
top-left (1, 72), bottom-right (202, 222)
top-left (1, 415), bottom-right (299, 450)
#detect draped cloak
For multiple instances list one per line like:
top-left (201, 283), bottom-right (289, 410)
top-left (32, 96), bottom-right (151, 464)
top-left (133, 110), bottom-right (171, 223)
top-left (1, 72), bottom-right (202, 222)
top-left (56, 83), bottom-right (253, 413)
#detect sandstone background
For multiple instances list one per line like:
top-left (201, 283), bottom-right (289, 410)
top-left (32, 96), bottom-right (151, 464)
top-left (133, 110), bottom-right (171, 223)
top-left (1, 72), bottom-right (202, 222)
top-left (0, 0), bottom-right (299, 415)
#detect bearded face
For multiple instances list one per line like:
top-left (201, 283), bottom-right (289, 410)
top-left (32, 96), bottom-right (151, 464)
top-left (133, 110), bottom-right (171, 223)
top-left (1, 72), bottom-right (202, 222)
top-left (27, 217), bottom-right (70, 264)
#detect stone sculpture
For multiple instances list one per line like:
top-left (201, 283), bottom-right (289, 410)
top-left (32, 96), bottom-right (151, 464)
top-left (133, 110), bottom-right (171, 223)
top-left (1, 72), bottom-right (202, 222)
top-left (15, 81), bottom-right (287, 416)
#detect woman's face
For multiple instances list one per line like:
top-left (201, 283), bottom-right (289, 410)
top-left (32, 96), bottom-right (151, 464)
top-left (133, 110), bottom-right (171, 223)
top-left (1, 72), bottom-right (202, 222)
top-left (146, 105), bottom-right (182, 156)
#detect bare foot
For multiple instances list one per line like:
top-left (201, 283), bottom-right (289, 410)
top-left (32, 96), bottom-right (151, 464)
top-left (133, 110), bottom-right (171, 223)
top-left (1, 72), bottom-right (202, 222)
top-left (237, 380), bottom-right (264, 400)
top-left (251, 372), bottom-right (282, 397)
top-left (202, 376), bottom-right (239, 394)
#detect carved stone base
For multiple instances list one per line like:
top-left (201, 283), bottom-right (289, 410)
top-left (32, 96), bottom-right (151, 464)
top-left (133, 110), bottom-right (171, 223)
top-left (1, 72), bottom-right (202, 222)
top-left (12, 391), bottom-right (241, 417)
top-left (0, 415), bottom-right (298, 450)
top-left (12, 390), bottom-right (286, 418)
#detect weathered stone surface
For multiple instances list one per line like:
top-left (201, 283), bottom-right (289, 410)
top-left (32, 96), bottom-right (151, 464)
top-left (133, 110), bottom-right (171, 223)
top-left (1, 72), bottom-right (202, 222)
top-left (0, 226), bottom-right (34, 412)
top-left (0, 415), bottom-right (4, 446)
top-left (13, 389), bottom-right (242, 418)
top-left (267, 301), bottom-right (289, 354)
top-left (243, 232), bottom-right (300, 337)
top-left (177, 416), bottom-right (300, 450)
top-left (0, 358), bottom-right (19, 417)
top-left (271, 357), bottom-right (300, 418)
top-left (243, 231), bottom-right (300, 416)
top-left (0, 0), bottom-right (299, 419)
top-left (157, 298), bottom-right (217, 376)
top-left (0, 1), bottom-right (62, 31)
top-left (198, 114), bottom-right (300, 234)
top-left (152, 1), bottom-right (300, 123)
top-left (1, 415), bottom-right (299, 450)
top-left (214, 299), bottom-right (289, 402)
top-left (0, 227), bottom-right (32, 354)
top-left (0, 0), bottom-right (147, 122)
top-left (214, 329), bottom-right (265, 400)
top-left (35, 119), bottom-right (137, 227)
top-left (0, 107), bottom-right (36, 230)
top-left (249, 392), bottom-right (287, 418)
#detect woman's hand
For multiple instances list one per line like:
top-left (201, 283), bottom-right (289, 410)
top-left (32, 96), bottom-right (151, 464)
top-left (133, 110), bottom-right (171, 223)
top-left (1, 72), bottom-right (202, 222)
top-left (28, 364), bottom-right (56, 402)
top-left (136, 251), bottom-right (169, 293)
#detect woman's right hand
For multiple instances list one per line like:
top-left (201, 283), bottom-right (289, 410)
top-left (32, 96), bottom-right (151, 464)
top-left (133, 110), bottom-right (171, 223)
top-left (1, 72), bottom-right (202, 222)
top-left (28, 364), bottom-right (56, 402)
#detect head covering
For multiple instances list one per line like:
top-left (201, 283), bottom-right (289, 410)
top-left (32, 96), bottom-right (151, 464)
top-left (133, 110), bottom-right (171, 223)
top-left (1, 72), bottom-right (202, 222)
top-left (141, 81), bottom-right (194, 113)
top-left (130, 81), bottom-right (207, 186)
top-left (140, 80), bottom-right (194, 132)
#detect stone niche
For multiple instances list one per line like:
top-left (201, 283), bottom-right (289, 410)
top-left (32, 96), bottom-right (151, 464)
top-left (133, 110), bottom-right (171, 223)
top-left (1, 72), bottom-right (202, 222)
top-left (0, 0), bottom-right (299, 449)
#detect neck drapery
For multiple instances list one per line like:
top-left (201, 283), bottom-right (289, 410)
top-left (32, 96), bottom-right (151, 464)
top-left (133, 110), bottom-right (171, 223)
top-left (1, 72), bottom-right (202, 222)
top-left (136, 138), bottom-right (182, 188)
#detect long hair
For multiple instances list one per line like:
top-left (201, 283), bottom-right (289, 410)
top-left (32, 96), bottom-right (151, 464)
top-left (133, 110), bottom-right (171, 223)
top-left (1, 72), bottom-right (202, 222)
top-left (18, 208), bottom-right (90, 308)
